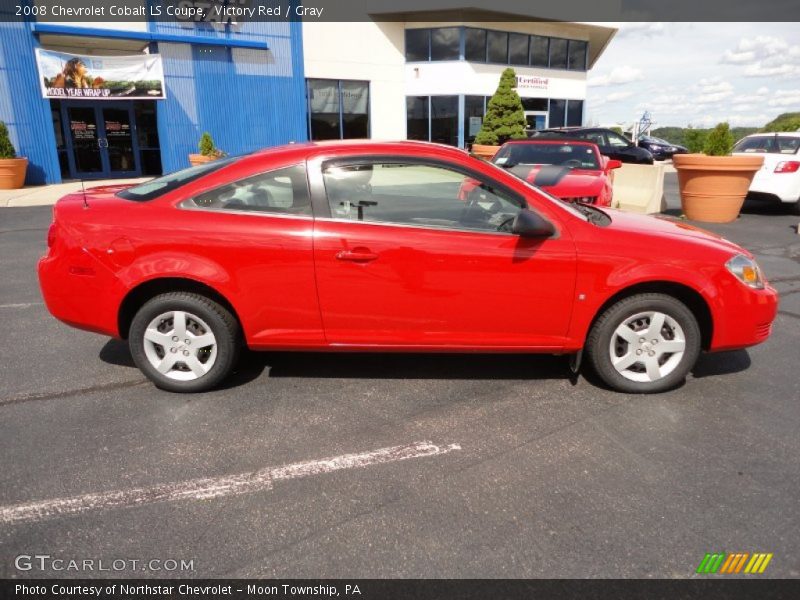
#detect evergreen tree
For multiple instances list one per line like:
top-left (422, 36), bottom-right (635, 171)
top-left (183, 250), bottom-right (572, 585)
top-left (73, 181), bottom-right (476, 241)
top-left (0, 122), bottom-right (16, 159)
top-left (703, 122), bottom-right (734, 156)
top-left (474, 68), bottom-right (527, 145)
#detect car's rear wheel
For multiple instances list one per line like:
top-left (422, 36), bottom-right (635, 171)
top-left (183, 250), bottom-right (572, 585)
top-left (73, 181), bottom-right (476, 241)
top-left (129, 292), bottom-right (240, 393)
top-left (586, 293), bottom-right (701, 393)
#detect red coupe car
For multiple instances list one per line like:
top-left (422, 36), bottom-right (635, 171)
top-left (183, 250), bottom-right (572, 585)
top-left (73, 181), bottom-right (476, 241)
top-left (38, 141), bottom-right (777, 394)
top-left (491, 139), bottom-right (620, 206)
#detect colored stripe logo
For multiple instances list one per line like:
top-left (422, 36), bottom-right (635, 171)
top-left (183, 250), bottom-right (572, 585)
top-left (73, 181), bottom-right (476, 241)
top-left (696, 552), bottom-right (773, 574)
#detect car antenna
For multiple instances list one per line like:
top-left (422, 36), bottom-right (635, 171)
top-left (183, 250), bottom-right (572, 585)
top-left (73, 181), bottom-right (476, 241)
top-left (80, 178), bottom-right (88, 209)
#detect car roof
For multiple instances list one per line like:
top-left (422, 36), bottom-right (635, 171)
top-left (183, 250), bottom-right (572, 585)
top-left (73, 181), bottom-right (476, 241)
top-left (248, 139), bottom-right (470, 161)
top-left (740, 132), bottom-right (800, 138)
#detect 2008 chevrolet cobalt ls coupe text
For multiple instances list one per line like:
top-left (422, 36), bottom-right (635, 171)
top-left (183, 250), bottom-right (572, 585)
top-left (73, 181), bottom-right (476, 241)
top-left (38, 141), bottom-right (778, 394)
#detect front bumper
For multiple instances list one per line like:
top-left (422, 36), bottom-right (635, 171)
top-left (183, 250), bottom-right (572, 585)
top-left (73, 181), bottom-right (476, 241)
top-left (709, 283), bottom-right (779, 351)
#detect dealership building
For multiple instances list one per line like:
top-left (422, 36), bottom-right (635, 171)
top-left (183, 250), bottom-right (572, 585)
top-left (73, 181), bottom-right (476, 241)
top-left (0, 9), bottom-right (615, 184)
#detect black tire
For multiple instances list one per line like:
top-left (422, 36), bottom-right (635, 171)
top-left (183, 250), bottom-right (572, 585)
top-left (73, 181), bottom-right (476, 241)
top-left (586, 293), bottom-right (701, 394)
top-left (790, 200), bottom-right (800, 216)
top-left (129, 292), bottom-right (241, 393)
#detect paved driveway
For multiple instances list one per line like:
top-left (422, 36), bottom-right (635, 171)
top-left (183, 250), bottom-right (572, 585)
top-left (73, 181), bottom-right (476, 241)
top-left (1, 178), bottom-right (798, 578)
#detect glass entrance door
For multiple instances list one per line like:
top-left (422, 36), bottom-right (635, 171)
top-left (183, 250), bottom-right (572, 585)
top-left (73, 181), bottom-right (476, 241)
top-left (524, 111), bottom-right (548, 132)
top-left (62, 102), bottom-right (141, 179)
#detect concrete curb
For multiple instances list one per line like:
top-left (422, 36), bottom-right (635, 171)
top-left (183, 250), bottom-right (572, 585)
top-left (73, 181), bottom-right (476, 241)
top-left (0, 178), bottom-right (150, 208)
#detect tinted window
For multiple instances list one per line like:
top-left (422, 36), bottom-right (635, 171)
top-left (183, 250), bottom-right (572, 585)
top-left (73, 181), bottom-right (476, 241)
top-left (494, 143), bottom-right (600, 170)
top-left (549, 38), bottom-right (568, 69)
top-left (406, 96), bottom-right (429, 141)
top-left (607, 132), bottom-right (631, 148)
top-left (509, 33), bottom-right (528, 66)
top-left (548, 99), bottom-right (566, 128)
top-left (521, 97), bottom-right (548, 111)
top-left (566, 100), bottom-right (583, 126)
top-left (529, 36), bottom-right (549, 67)
top-left (464, 28), bottom-right (486, 62)
top-left (431, 96), bottom-right (459, 146)
top-left (406, 29), bottom-right (429, 61)
top-left (487, 31), bottom-right (508, 63)
top-left (464, 95), bottom-right (485, 144)
top-left (341, 80), bottom-right (369, 138)
top-left (431, 27), bottom-right (460, 61)
top-left (182, 165), bottom-right (311, 216)
top-left (308, 79), bottom-right (340, 140)
top-left (323, 162), bottom-right (523, 233)
top-left (117, 157), bottom-right (237, 202)
top-left (567, 40), bottom-right (587, 70)
top-left (733, 136), bottom-right (800, 154)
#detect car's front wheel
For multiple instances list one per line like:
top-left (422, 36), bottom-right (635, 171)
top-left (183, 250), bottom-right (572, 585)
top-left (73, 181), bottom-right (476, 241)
top-left (586, 293), bottom-right (701, 393)
top-left (129, 292), bottom-right (240, 393)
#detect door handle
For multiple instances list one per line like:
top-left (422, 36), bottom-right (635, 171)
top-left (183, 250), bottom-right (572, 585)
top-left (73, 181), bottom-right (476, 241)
top-left (336, 248), bottom-right (378, 262)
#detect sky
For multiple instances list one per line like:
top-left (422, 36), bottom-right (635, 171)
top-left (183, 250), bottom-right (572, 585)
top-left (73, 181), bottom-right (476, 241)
top-left (585, 22), bottom-right (800, 129)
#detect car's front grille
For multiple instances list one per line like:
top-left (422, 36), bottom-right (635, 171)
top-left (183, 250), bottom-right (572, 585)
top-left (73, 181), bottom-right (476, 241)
top-left (755, 322), bottom-right (773, 340)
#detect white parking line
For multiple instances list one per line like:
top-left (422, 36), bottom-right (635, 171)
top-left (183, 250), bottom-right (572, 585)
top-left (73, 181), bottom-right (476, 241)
top-left (0, 441), bottom-right (461, 525)
top-left (0, 302), bottom-right (44, 309)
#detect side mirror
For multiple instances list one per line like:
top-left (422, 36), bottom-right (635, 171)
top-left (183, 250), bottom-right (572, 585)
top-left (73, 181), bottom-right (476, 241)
top-left (606, 159), bottom-right (623, 170)
top-left (511, 208), bottom-right (556, 238)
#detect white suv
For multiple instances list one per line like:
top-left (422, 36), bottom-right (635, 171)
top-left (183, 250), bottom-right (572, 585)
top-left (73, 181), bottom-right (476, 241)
top-left (733, 132), bottom-right (800, 214)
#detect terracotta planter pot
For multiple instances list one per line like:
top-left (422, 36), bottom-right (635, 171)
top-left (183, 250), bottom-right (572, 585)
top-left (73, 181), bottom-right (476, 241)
top-left (0, 157), bottom-right (28, 190)
top-left (471, 144), bottom-right (500, 161)
top-left (188, 154), bottom-right (217, 167)
top-left (673, 154), bottom-right (763, 223)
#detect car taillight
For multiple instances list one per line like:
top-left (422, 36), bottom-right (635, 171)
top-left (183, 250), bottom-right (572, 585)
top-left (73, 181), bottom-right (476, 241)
top-left (47, 223), bottom-right (56, 248)
top-left (774, 161), bottom-right (800, 173)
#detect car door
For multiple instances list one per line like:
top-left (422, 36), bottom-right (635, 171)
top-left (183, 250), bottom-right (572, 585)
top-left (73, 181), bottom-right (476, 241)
top-left (311, 156), bottom-right (577, 348)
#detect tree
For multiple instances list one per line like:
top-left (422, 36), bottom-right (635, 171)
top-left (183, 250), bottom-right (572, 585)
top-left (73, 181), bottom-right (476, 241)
top-left (703, 122), bottom-right (734, 156)
top-left (0, 122), bottom-right (16, 159)
top-left (684, 126), bottom-right (707, 154)
top-left (760, 112), bottom-right (800, 133)
top-left (474, 68), bottom-right (526, 146)
top-left (198, 132), bottom-right (217, 157)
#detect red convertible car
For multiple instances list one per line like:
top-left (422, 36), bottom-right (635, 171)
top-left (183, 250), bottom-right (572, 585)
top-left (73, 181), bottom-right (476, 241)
top-left (491, 139), bottom-right (620, 206)
top-left (38, 141), bottom-right (777, 394)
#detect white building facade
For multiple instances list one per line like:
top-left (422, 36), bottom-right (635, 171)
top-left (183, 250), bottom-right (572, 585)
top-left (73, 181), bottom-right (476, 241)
top-left (303, 19), bottom-right (617, 148)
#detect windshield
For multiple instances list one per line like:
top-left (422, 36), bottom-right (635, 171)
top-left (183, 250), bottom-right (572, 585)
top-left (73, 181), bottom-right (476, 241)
top-left (494, 143), bottom-right (600, 170)
top-left (117, 157), bottom-right (239, 202)
top-left (733, 136), bottom-right (800, 155)
top-left (480, 158), bottom-right (589, 222)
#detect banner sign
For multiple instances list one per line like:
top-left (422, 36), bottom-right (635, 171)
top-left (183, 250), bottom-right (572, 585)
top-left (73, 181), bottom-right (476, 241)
top-left (35, 49), bottom-right (165, 100)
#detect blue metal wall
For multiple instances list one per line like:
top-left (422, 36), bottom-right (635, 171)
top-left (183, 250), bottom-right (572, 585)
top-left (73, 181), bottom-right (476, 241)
top-left (153, 19), bottom-right (308, 173)
top-left (0, 20), bottom-right (62, 184)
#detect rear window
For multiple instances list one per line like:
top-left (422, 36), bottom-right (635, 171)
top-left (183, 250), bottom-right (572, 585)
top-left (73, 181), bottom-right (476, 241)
top-left (733, 136), bottom-right (800, 155)
top-left (494, 143), bottom-right (600, 170)
top-left (117, 157), bottom-right (238, 202)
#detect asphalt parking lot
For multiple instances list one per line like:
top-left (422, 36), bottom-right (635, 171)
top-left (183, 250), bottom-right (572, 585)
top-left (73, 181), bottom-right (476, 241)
top-left (1, 174), bottom-right (799, 579)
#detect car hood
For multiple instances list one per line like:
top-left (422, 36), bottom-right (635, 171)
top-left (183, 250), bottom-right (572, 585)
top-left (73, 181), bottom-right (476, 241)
top-left (601, 209), bottom-right (747, 255)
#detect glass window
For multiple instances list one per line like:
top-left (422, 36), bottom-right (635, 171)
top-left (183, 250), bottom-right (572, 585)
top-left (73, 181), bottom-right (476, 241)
top-left (464, 28), bottom-right (486, 62)
top-left (567, 40), bottom-right (587, 71)
top-left (341, 81), bottom-right (369, 138)
top-left (566, 100), bottom-right (583, 126)
top-left (182, 165), bottom-right (311, 215)
top-left (464, 95), bottom-right (485, 145)
top-left (529, 36), bottom-right (549, 67)
top-left (548, 99), bottom-right (566, 128)
top-left (521, 98), bottom-right (548, 111)
top-left (509, 33), bottom-right (528, 66)
top-left (406, 96), bottom-right (429, 141)
top-left (117, 157), bottom-right (237, 202)
top-left (607, 132), bottom-right (632, 148)
top-left (323, 162), bottom-right (523, 233)
top-left (549, 38), bottom-right (568, 69)
top-left (308, 79), bottom-right (340, 140)
top-left (733, 136), bottom-right (800, 154)
top-left (430, 96), bottom-right (459, 147)
top-left (494, 142), bottom-right (600, 170)
top-left (406, 29), bottom-right (429, 61)
top-left (431, 27), bottom-right (460, 61)
top-left (487, 31), bottom-right (508, 63)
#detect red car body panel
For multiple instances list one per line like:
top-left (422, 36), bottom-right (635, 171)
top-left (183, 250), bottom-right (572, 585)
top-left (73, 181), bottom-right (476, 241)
top-left (38, 141), bottom-right (777, 356)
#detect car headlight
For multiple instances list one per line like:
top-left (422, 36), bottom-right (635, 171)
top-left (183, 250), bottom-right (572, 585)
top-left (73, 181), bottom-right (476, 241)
top-left (726, 254), bottom-right (764, 289)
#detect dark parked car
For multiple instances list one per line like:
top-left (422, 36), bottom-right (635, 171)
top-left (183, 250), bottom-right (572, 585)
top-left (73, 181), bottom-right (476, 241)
top-left (637, 135), bottom-right (688, 161)
top-left (530, 127), bottom-right (654, 165)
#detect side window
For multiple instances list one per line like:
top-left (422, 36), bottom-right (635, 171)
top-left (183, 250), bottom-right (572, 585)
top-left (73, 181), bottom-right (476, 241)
top-left (181, 164), bottom-right (311, 216)
top-left (584, 132), bottom-right (606, 146)
top-left (322, 162), bottom-right (523, 233)
top-left (607, 132), bottom-right (631, 148)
